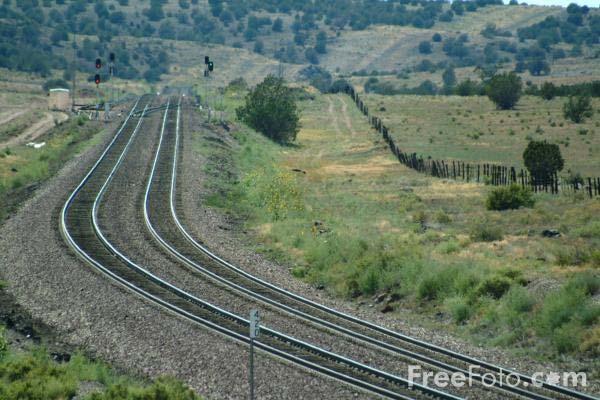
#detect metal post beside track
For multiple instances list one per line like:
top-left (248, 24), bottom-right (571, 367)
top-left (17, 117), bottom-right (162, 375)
top-left (249, 309), bottom-right (260, 400)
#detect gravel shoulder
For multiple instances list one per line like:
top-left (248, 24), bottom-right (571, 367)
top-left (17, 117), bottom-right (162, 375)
top-left (0, 104), bottom-right (374, 400)
top-left (178, 111), bottom-right (599, 396)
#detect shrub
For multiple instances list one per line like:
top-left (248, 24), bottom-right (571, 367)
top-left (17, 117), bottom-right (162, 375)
top-left (236, 76), bottom-right (300, 143)
top-left (477, 276), bottom-right (512, 299)
top-left (437, 240), bottom-right (460, 254)
top-left (540, 82), bottom-right (557, 100)
top-left (418, 276), bottom-right (445, 300)
top-left (535, 276), bottom-right (600, 353)
top-left (470, 221), bottom-right (503, 242)
top-left (445, 297), bottom-right (471, 324)
top-left (486, 72), bottom-right (522, 109)
top-left (242, 167), bottom-right (304, 221)
top-left (418, 41), bottom-right (432, 54)
top-left (486, 185), bottom-right (535, 210)
top-left (563, 95), bottom-right (593, 123)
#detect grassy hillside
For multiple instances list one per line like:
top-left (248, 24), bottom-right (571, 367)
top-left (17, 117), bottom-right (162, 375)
top-left (358, 94), bottom-right (600, 176)
top-left (1, 1), bottom-right (598, 90)
top-left (199, 89), bottom-right (599, 362)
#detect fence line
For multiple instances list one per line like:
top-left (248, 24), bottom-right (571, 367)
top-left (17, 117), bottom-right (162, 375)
top-left (338, 85), bottom-right (599, 198)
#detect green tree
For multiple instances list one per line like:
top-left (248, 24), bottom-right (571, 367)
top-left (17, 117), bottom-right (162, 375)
top-left (315, 31), bottom-right (327, 54)
top-left (236, 76), bottom-right (300, 143)
top-left (253, 40), bottom-right (264, 54)
top-left (486, 72), bottom-right (522, 110)
top-left (442, 66), bottom-right (456, 88)
top-left (563, 95), bottom-right (593, 123)
top-left (523, 140), bottom-right (564, 183)
top-left (418, 41), bottom-right (432, 54)
top-left (540, 82), bottom-right (557, 100)
top-left (305, 47), bottom-right (319, 64)
top-left (272, 17), bottom-right (283, 32)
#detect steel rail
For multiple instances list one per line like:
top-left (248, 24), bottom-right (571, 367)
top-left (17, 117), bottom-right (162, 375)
top-left (161, 103), bottom-right (598, 400)
top-left (144, 101), bottom-right (528, 399)
top-left (78, 97), bottom-right (459, 400)
top-left (58, 99), bottom-right (413, 400)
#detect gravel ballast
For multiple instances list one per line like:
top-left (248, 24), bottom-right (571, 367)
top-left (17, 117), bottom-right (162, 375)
top-left (0, 104), bottom-right (376, 399)
top-left (95, 103), bottom-right (497, 399)
top-left (178, 109), bottom-right (599, 397)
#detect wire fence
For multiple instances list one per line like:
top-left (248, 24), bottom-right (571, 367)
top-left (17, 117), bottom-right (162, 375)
top-left (338, 85), bottom-right (600, 198)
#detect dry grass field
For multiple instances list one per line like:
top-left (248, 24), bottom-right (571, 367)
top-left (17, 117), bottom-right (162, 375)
top-left (359, 94), bottom-right (600, 177)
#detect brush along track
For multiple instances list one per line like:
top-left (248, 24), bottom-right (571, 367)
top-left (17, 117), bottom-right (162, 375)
top-left (145, 99), bottom-right (597, 400)
top-left (60, 96), bottom-right (457, 400)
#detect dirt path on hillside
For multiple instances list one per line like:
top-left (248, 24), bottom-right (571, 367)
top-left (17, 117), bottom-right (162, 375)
top-left (0, 109), bottom-right (28, 126)
top-left (337, 95), bottom-right (357, 136)
top-left (0, 111), bottom-right (68, 149)
top-left (326, 95), bottom-right (342, 136)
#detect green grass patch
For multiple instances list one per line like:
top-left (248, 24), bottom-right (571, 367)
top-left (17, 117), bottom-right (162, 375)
top-left (0, 327), bottom-right (201, 400)
top-left (0, 116), bottom-right (101, 221)
top-left (199, 91), bottom-right (600, 358)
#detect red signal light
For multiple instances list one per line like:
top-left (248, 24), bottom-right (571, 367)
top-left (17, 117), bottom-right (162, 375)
top-left (95, 74), bottom-right (101, 85)
top-left (95, 58), bottom-right (102, 69)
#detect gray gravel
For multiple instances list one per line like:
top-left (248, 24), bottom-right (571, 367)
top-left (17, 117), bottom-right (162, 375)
top-left (96, 102), bottom-right (501, 399)
top-left (178, 109), bottom-right (600, 397)
top-left (0, 106), bottom-right (375, 400)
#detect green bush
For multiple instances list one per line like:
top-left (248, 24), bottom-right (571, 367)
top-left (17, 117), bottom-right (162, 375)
top-left (236, 75), bottom-right (300, 143)
top-left (563, 95), bottom-right (593, 123)
top-left (486, 185), bottom-right (535, 210)
top-left (445, 297), bottom-right (471, 324)
top-left (535, 276), bottom-right (600, 353)
top-left (469, 221), bottom-right (503, 242)
top-left (0, 346), bottom-right (202, 400)
top-left (477, 276), bottom-right (512, 299)
top-left (486, 72), bottom-right (522, 110)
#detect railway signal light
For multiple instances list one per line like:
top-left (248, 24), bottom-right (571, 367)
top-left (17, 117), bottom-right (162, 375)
top-left (205, 56), bottom-right (209, 65)
top-left (208, 61), bottom-right (214, 72)
top-left (109, 52), bottom-right (115, 63)
top-left (95, 58), bottom-right (102, 69)
top-left (94, 74), bottom-right (101, 85)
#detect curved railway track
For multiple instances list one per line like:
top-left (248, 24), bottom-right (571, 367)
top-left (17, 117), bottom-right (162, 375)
top-left (60, 96), bottom-right (460, 400)
top-left (142, 98), bottom-right (598, 400)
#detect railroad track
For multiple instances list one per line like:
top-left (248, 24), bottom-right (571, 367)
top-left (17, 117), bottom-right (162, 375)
top-left (142, 98), bottom-right (598, 400)
top-left (61, 96), bottom-right (459, 400)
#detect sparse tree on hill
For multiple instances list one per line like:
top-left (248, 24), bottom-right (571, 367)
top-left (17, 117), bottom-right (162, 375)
top-left (272, 17), bottom-right (283, 32)
top-left (523, 140), bottom-right (564, 184)
top-left (315, 31), bottom-right (327, 54)
top-left (563, 95), bottom-right (593, 123)
top-left (486, 72), bottom-right (522, 110)
top-left (442, 66), bottom-right (456, 92)
top-left (236, 76), bottom-right (300, 143)
top-left (540, 82), bottom-right (557, 100)
top-left (253, 40), bottom-right (264, 54)
top-left (418, 41), bottom-right (432, 54)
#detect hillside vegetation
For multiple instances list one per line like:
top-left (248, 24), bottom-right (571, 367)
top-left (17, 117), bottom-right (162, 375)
top-left (1, 1), bottom-right (598, 90)
top-left (199, 86), bottom-right (599, 363)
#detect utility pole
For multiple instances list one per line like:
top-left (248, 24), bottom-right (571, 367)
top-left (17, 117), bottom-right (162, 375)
top-left (248, 309), bottom-right (260, 400)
